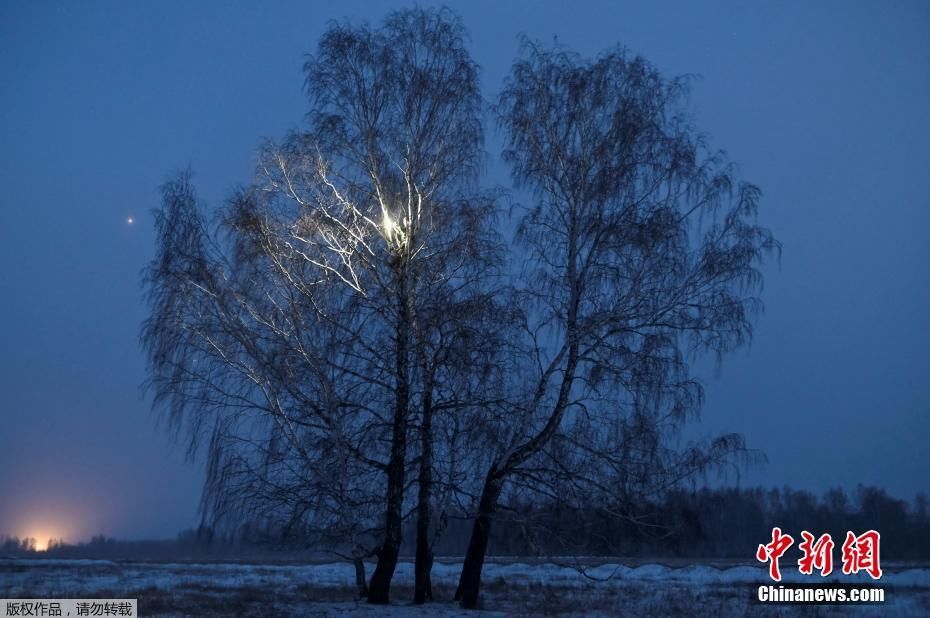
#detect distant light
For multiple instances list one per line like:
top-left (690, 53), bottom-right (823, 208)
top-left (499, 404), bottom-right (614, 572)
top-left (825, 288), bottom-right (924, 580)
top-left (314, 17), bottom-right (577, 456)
top-left (24, 532), bottom-right (55, 552)
top-left (127, 217), bottom-right (134, 225)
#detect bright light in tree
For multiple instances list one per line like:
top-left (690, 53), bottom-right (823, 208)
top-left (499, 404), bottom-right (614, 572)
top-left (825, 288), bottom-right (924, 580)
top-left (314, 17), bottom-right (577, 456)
top-left (381, 210), bottom-right (395, 241)
top-left (380, 209), bottom-right (408, 252)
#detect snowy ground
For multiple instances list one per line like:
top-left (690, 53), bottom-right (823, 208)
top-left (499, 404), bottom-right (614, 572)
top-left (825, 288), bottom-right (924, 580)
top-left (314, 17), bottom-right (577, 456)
top-left (2, 557), bottom-right (929, 616)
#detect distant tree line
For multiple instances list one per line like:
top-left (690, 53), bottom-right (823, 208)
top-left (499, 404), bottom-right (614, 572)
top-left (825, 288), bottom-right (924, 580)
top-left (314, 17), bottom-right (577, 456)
top-left (6, 485), bottom-right (926, 562)
top-left (479, 484), bottom-right (930, 561)
top-left (246, 483), bottom-right (930, 561)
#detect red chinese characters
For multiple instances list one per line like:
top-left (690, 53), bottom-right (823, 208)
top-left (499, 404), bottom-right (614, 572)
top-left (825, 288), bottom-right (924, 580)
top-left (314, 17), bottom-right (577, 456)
top-left (841, 530), bottom-right (882, 580)
top-left (797, 531), bottom-right (834, 576)
top-left (758, 528), bottom-right (883, 581)
top-left (756, 527), bottom-right (795, 581)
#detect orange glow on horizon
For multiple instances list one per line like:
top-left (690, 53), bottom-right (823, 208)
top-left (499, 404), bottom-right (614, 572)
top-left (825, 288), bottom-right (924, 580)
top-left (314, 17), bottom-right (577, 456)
top-left (21, 531), bottom-right (65, 552)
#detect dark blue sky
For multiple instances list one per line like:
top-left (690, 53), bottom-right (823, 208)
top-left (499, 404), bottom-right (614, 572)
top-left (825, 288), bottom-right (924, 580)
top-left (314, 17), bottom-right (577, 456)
top-left (1, 0), bottom-right (928, 543)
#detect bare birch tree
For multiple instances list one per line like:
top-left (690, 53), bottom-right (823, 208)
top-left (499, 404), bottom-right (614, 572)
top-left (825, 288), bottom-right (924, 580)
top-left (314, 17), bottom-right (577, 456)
top-left (143, 7), bottom-right (498, 606)
top-left (454, 41), bottom-right (779, 608)
top-left (300, 8), bottom-right (491, 602)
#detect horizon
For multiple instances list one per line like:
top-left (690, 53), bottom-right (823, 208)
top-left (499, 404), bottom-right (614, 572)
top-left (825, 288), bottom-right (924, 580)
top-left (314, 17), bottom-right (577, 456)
top-left (2, 482), bottom-right (926, 547)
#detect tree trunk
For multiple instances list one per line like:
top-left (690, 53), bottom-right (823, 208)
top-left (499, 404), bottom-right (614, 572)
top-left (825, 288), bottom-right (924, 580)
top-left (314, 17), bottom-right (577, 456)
top-left (367, 423), bottom-right (405, 603)
top-left (353, 557), bottom-right (369, 599)
top-left (455, 469), bottom-right (503, 609)
top-left (368, 272), bottom-right (411, 604)
top-left (414, 380), bottom-right (434, 604)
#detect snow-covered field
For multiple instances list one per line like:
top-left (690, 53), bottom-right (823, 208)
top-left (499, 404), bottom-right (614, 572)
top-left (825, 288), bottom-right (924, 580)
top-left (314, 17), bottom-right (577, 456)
top-left (2, 557), bottom-right (929, 616)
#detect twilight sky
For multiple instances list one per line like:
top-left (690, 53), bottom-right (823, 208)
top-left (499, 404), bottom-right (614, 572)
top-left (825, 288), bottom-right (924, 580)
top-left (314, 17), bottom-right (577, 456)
top-left (1, 0), bottom-right (928, 543)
